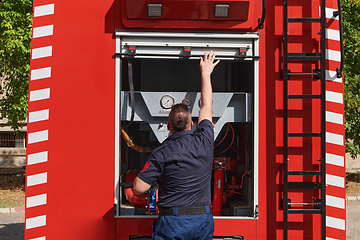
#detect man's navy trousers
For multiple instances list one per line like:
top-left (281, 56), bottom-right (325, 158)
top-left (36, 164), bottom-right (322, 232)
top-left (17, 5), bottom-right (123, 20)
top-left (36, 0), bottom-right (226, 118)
top-left (152, 206), bottom-right (214, 240)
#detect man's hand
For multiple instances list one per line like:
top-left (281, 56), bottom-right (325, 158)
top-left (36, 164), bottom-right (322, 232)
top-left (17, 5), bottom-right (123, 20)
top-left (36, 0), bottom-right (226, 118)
top-left (199, 51), bottom-right (220, 75)
top-left (198, 51), bottom-right (220, 124)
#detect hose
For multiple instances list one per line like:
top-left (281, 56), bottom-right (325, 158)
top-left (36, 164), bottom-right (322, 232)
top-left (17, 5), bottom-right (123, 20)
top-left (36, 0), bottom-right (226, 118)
top-left (120, 129), bottom-right (152, 153)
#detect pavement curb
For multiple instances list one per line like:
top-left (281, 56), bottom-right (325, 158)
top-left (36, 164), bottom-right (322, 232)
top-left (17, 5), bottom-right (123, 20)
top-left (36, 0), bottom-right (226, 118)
top-left (0, 207), bottom-right (25, 214)
top-left (346, 196), bottom-right (360, 201)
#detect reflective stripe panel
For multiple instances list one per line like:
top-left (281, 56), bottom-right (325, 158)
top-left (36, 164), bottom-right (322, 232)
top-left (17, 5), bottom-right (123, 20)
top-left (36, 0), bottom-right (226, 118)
top-left (34, 4), bottom-right (55, 17)
top-left (27, 194), bottom-right (47, 208)
top-left (325, 153), bottom-right (344, 167)
top-left (30, 88), bottom-right (50, 102)
top-left (326, 174), bottom-right (345, 188)
top-left (29, 109), bottom-right (50, 123)
top-left (326, 195), bottom-right (345, 209)
top-left (326, 132), bottom-right (344, 146)
top-left (27, 151), bottom-right (48, 165)
top-left (33, 25), bottom-right (53, 38)
top-left (27, 173), bottom-right (47, 187)
top-left (326, 216), bottom-right (345, 230)
top-left (32, 46), bottom-right (53, 60)
top-left (28, 130), bottom-right (49, 144)
top-left (326, 90), bottom-right (343, 104)
top-left (326, 111), bottom-right (343, 125)
top-left (26, 215), bottom-right (46, 229)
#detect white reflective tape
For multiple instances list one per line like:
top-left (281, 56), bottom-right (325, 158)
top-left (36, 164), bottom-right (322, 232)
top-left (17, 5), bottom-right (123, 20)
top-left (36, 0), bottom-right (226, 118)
top-left (325, 7), bottom-right (339, 20)
top-left (326, 49), bottom-right (341, 62)
top-left (326, 111), bottom-right (343, 125)
top-left (29, 109), bottom-right (49, 123)
top-left (27, 151), bottom-right (48, 165)
top-left (326, 195), bottom-right (345, 209)
top-left (326, 216), bottom-right (345, 230)
top-left (34, 4), bottom-right (54, 17)
top-left (326, 70), bottom-right (342, 83)
top-left (326, 174), bottom-right (345, 188)
top-left (326, 237), bottom-right (339, 240)
top-left (32, 46), bottom-right (52, 60)
top-left (26, 194), bottom-right (47, 208)
top-left (26, 215), bottom-right (46, 229)
top-left (28, 130), bottom-right (48, 144)
top-left (326, 90), bottom-right (343, 104)
top-left (326, 28), bottom-right (340, 41)
top-left (27, 172), bottom-right (47, 187)
top-left (33, 25), bottom-right (53, 38)
top-left (326, 153), bottom-right (344, 167)
top-left (326, 132), bottom-right (344, 146)
top-left (31, 67), bottom-right (51, 81)
top-left (30, 88), bottom-right (50, 102)
top-left (29, 237), bottom-right (46, 240)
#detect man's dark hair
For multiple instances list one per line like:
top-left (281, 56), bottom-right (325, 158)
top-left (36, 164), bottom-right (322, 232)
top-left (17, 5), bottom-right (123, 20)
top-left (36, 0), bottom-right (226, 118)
top-left (169, 104), bottom-right (191, 132)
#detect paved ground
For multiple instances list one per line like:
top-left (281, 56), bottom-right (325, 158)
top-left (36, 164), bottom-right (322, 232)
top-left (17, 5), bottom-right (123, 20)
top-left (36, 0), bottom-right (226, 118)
top-left (0, 212), bottom-right (24, 240)
top-left (0, 201), bottom-right (359, 240)
top-left (346, 201), bottom-right (360, 240)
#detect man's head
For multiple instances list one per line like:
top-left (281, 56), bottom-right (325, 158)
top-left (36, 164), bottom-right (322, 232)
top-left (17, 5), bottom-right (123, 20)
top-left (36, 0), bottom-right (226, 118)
top-left (167, 103), bottom-right (193, 134)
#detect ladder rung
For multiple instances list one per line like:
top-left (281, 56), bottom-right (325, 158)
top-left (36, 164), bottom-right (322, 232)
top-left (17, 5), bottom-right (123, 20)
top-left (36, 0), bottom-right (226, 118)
top-left (288, 72), bottom-right (320, 76)
top-left (288, 202), bottom-right (321, 206)
top-left (287, 53), bottom-right (321, 61)
top-left (288, 94), bottom-right (321, 99)
top-left (288, 182), bottom-right (322, 189)
top-left (287, 132), bottom-right (321, 137)
top-left (288, 18), bottom-right (321, 23)
top-left (288, 209), bottom-right (322, 214)
top-left (288, 171), bottom-right (321, 176)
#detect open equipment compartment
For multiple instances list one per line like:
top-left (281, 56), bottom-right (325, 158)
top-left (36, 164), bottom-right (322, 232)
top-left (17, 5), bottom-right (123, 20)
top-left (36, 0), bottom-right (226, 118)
top-left (114, 31), bottom-right (259, 218)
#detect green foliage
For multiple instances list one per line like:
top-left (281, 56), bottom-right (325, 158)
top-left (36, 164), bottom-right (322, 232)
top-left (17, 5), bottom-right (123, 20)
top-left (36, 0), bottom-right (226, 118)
top-left (342, 0), bottom-right (360, 158)
top-left (0, 0), bottom-right (32, 130)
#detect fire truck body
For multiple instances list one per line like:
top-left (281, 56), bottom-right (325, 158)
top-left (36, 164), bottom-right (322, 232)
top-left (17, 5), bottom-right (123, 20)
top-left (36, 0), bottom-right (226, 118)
top-left (26, 0), bottom-right (346, 239)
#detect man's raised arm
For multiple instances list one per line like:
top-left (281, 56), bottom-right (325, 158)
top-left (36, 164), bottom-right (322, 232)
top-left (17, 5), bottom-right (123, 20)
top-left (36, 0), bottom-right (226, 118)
top-left (198, 51), bottom-right (220, 124)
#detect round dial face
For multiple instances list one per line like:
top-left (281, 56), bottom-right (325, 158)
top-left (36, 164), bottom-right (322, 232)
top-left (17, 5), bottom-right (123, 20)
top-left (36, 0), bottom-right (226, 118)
top-left (182, 97), bottom-right (191, 106)
top-left (160, 95), bottom-right (175, 109)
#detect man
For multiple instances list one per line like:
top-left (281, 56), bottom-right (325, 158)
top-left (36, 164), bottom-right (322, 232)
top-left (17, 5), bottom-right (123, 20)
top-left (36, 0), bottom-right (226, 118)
top-left (133, 51), bottom-right (220, 239)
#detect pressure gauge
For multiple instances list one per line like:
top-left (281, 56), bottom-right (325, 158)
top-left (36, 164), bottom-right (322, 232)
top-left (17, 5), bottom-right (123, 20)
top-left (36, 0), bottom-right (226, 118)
top-left (182, 97), bottom-right (191, 107)
top-left (160, 94), bottom-right (174, 109)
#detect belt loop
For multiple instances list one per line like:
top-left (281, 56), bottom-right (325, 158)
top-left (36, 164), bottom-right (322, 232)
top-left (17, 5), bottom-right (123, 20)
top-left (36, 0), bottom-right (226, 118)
top-left (172, 207), bottom-right (179, 216)
top-left (205, 206), bottom-right (210, 214)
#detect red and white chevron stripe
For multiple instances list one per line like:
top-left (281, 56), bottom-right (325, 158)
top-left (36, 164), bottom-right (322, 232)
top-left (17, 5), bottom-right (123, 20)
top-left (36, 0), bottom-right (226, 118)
top-left (26, 2), bottom-right (55, 240)
top-left (324, 1), bottom-right (346, 239)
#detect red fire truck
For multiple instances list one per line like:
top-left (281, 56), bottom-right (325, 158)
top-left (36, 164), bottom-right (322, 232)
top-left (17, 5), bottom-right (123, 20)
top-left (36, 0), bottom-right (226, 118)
top-left (25, 0), bottom-right (346, 239)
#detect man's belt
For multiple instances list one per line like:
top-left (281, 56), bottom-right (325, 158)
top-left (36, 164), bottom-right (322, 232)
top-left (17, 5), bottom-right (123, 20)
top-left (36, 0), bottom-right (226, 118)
top-left (159, 206), bottom-right (212, 216)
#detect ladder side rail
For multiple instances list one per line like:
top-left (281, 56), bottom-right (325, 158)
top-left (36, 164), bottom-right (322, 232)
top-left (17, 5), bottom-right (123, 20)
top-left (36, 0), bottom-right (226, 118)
top-left (283, 0), bottom-right (289, 239)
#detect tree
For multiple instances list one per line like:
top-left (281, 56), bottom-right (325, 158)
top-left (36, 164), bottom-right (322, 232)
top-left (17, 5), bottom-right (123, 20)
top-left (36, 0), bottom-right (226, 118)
top-left (342, 0), bottom-right (360, 158)
top-left (0, 0), bottom-right (32, 131)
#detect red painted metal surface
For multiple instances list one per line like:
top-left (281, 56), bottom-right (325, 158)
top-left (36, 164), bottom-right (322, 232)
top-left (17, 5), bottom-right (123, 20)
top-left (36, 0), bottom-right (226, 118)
top-left (25, 0), bottom-right (346, 239)
top-left (119, 0), bottom-right (260, 30)
top-left (126, 0), bottom-right (250, 21)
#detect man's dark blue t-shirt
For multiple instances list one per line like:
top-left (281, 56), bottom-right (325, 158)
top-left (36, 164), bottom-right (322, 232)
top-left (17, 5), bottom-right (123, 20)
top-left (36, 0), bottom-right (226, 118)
top-left (138, 119), bottom-right (214, 208)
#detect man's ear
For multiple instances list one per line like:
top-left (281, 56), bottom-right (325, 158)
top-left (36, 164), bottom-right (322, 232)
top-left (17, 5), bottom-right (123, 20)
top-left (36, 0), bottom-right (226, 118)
top-left (190, 121), bottom-right (194, 130)
top-left (167, 121), bottom-right (172, 135)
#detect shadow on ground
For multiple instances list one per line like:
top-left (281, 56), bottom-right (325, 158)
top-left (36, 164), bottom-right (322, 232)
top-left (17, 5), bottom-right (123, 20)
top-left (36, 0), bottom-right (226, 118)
top-left (0, 222), bottom-right (24, 240)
